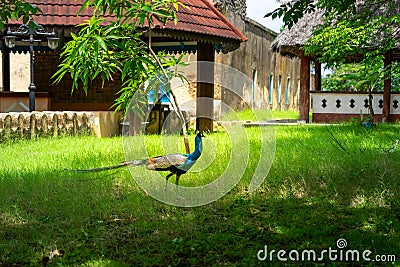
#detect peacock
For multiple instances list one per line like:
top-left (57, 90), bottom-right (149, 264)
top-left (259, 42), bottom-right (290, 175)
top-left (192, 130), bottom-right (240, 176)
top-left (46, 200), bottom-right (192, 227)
top-left (70, 132), bottom-right (204, 185)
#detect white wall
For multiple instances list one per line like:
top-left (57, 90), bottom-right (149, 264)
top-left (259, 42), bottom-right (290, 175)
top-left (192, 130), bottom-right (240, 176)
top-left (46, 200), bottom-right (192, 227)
top-left (312, 92), bottom-right (400, 115)
top-left (0, 53), bottom-right (30, 92)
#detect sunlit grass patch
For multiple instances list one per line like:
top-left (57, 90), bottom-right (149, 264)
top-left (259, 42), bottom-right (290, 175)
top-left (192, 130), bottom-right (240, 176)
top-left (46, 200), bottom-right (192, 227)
top-left (0, 124), bottom-right (399, 265)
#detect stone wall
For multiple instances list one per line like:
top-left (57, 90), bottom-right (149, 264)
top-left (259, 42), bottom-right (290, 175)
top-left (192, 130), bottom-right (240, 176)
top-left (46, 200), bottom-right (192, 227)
top-left (0, 111), bottom-right (123, 140)
top-left (215, 5), bottom-right (301, 112)
top-left (0, 112), bottom-right (93, 140)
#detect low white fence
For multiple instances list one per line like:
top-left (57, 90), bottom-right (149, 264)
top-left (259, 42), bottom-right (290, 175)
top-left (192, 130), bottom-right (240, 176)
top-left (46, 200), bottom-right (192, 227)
top-left (312, 92), bottom-right (400, 115)
top-left (311, 92), bottom-right (400, 122)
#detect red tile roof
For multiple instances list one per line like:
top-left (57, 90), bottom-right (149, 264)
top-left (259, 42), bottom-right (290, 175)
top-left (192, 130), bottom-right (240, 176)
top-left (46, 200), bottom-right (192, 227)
top-left (7, 0), bottom-right (246, 44)
top-left (18, 0), bottom-right (94, 26)
top-left (162, 0), bottom-right (247, 42)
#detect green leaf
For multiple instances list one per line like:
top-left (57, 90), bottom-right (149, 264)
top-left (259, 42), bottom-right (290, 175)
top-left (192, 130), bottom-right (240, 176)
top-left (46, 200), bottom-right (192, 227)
top-left (94, 35), bottom-right (107, 51)
top-left (52, 0), bottom-right (182, 112)
top-left (28, 20), bottom-right (37, 30)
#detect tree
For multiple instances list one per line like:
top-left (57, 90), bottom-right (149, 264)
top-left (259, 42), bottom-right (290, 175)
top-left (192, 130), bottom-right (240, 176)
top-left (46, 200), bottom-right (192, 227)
top-left (267, 1), bottom-right (400, 122)
top-left (54, 0), bottom-right (186, 112)
top-left (266, 0), bottom-right (399, 64)
top-left (53, 0), bottom-right (193, 151)
top-left (0, 0), bottom-right (40, 29)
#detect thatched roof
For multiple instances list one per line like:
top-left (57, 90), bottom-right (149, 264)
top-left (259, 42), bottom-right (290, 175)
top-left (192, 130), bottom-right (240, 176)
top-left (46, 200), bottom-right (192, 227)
top-left (271, 1), bottom-right (400, 59)
top-left (270, 7), bottom-right (323, 58)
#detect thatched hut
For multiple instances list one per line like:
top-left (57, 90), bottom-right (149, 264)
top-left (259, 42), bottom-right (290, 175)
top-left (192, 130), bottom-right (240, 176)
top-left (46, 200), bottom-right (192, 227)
top-left (271, 1), bottom-right (400, 123)
top-left (271, 5), bottom-right (323, 122)
top-left (271, 8), bottom-right (323, 58)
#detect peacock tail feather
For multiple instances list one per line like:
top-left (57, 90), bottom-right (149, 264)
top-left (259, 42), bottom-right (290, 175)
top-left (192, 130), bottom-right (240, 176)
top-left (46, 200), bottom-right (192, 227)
top-left (68, 159), bottom-right (147, 173)
top-left (145, 154), bottom-right (188, 170)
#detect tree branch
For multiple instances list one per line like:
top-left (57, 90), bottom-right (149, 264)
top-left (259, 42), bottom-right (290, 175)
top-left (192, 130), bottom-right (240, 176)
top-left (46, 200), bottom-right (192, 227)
top-left (145, 28), bottom-right (190, 153)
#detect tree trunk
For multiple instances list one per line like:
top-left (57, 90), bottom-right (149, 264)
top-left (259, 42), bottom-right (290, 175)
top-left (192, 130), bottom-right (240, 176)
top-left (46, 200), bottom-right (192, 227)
top-left (383, 53), bottom-right (392, 123)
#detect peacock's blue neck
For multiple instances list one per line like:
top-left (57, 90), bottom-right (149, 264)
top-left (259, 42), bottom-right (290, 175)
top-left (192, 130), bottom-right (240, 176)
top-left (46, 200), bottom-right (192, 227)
top-left (187, 135), bottom-right (203, 161)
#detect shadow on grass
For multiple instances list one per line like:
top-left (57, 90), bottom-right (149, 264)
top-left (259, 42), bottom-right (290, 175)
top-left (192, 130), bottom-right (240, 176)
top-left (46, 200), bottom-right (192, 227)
top-left (1, 169), bottom-right (399, 266)
top-left (0, 126), bottom-right (399, 266)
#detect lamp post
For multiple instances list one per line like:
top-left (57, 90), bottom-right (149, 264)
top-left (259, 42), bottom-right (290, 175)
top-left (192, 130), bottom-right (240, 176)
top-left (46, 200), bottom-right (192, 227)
top-left (3, 24), bottom-right (59, 112)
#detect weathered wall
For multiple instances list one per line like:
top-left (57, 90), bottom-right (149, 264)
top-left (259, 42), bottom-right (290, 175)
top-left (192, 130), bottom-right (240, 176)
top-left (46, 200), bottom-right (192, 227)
top-left (215, 4), bottom-right (301, 112)
top-left (0, 91), bottom-right (50, 112)
top-left (0, 111), bottom-right (123, 140)
top-left (0, 52), bottom-right (31, 92)
top-left (0, 111), bottom-right (93, 140)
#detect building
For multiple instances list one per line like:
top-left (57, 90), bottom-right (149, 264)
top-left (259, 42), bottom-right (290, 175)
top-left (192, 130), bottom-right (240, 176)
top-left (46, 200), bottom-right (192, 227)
top-left (0, 0), bottom-right (301, 123)
top-left (214, 0), bottom-right (301, 112)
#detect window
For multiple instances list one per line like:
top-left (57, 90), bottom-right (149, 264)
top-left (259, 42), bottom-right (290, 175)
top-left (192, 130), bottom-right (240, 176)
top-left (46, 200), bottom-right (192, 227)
top-left (269, 74), bottom-right (274, 104)
top-left (252, 70), bottom-right (257, 105)
top-left (286, 78), bottom-right (291, 105)
top-left (277, 75), bottom-right (282, 104)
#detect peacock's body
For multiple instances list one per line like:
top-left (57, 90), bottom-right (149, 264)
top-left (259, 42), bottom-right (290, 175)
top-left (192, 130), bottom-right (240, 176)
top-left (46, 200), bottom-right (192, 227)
top-left (71, 133), bottom-right (204, 185)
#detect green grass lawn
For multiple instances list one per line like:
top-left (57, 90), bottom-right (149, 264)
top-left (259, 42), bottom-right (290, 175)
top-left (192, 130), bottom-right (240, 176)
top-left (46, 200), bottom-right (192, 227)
top-left (1, 124), bottom-right (399, 266)
top-left (220, 108), bottom-right (300, 122)
top-left (271, 110), bottom-right (300, 120)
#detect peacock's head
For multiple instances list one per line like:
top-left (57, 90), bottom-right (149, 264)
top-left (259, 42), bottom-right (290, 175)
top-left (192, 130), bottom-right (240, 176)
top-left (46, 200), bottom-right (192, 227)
top-left (196, 132), bottom-right (205, 138)
top-left (194, 132), bottom-right (204, 155)
top-left (195, 132), bottom-right (204, 143)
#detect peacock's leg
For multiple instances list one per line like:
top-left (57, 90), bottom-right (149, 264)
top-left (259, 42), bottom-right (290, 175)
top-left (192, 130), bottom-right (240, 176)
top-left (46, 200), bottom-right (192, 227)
top-left (165, 172), bottom-right (174, 186)
top-left (175, 174), bottom-right (181, 186)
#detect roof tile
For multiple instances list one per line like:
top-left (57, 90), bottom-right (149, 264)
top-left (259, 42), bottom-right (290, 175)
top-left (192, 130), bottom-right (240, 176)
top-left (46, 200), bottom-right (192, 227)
top-left (7, 0), bottom-right (246, 42)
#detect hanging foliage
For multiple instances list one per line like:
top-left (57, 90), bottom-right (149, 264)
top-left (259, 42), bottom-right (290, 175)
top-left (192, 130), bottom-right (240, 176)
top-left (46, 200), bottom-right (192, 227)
top-left (0, 0), bottom-right (40, 29)
top-left (53, 0), bottom-right (187, 113)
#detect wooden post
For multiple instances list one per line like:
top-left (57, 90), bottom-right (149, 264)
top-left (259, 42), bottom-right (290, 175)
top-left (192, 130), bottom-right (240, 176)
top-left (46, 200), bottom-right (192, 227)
top-left (1, 40), bottom-right (11, 91)
top-left (314, 60), bottom-right (322, 91)
top-left (383, 53), bottom-right (392, 123)
top-left (300, 51), bottom-right (311, 122)
top-left (196, 42), bottom-right (215, 132)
